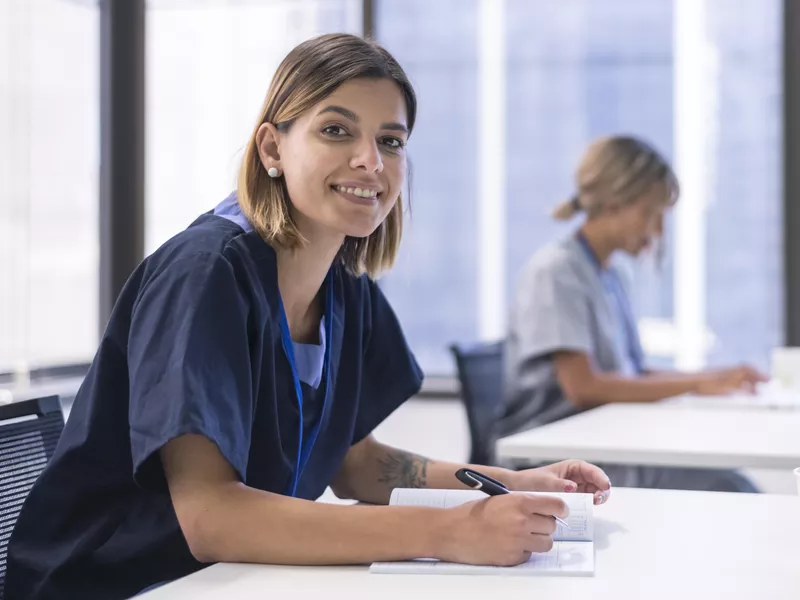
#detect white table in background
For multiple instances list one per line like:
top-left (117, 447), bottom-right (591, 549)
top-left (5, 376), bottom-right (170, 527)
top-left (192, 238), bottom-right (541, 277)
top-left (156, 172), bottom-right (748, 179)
top-left (496, 403), bottom-right (800, 470)
top-left (142, 488), bottom-right (800, 600)
top-left (666, 391), bottom-right (800, 411)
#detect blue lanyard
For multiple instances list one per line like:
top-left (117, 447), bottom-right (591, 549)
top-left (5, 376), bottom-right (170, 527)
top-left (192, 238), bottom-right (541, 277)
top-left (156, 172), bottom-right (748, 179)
top-left (576, 233), bottom-right (645, 375)
top-left (277, 270), bottom-right (335, 497)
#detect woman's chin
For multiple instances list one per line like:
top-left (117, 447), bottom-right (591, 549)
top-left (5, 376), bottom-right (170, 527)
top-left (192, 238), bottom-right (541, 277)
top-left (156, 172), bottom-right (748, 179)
top-left (336, 215), bottom-right (384, 239)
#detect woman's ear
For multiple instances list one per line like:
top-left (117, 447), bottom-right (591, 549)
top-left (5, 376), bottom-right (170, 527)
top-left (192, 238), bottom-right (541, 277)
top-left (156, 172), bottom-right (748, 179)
top-left (256, 122), bottom-right (282, 174)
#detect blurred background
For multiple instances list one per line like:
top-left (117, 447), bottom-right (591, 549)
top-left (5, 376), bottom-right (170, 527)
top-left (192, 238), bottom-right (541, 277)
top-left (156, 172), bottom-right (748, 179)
top-left (0, 0), bottom-right (794, 398)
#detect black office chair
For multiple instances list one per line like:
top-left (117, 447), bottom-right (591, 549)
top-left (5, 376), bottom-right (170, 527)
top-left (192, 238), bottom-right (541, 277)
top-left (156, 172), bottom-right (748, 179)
top-left (449, 341), bottom-right (505, 466)
top-left (0, 395), bottom-right (64, 598)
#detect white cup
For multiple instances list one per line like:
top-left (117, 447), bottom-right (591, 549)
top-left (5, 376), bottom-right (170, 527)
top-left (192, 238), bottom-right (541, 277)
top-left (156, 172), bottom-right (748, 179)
top-left (795, 467), bottom-right (800, 496)
top-left (771, 347), bottom-right (800, 391)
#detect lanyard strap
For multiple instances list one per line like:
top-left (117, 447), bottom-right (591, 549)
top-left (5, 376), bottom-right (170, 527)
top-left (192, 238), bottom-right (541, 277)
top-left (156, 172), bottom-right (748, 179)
top-left (575, 233), bottom-right (645, 375)
top-left (277, 271), bottom-right (335, 497)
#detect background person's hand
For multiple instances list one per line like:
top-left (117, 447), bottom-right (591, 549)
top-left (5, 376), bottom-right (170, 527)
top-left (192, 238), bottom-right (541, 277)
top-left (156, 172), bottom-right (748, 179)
top-left (436, 493), bottom-right (568, 566)
top-left (696, 365), bottom-right (769, 396)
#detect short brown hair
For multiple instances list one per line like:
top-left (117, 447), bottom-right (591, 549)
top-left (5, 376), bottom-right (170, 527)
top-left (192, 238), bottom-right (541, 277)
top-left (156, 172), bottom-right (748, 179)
top-left (237, 33), bottom-right (417, 278)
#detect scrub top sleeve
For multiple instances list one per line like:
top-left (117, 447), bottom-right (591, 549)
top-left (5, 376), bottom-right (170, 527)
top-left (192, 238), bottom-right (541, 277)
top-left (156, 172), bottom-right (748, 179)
top-left (127, 253), bottom-right (254, 492)
top-left (352, 281), bottom-right (423, 444)
top-left (515, 262), bottom-right (594, 360)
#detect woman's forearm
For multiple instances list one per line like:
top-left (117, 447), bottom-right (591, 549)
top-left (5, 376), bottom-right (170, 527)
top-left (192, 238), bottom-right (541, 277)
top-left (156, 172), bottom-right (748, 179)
top-left (570, 371), bottom-right (703, 407)
top-left (331, 436), bottom-right (511, 504)
top-left (163, 434), bottom-right (449, 566)
top-left (182, 481), bottom-right (447, 565)
top-left (555, 352), bottom-right (706, 408)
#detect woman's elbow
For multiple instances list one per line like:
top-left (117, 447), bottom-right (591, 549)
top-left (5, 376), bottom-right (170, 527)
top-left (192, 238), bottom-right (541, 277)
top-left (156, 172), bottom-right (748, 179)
top-left (171, 487), bottom-right (236, 564)
top-left (329, 464), bottom-right (358, 500)
top-left (558, 379), bottom-right (597, 409)
top-left (554, 354), bottom-right (600, 409)
top-left (176, 509), bottom-right (220, 564)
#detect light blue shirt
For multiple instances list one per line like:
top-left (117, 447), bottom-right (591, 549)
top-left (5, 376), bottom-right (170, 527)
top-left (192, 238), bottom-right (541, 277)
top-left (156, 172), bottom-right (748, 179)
top-left (502, 236), bottom-right (646, 434)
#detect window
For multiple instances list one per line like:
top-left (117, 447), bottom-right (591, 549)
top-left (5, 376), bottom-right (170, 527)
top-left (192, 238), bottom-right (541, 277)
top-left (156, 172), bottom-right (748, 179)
top-left (376, 0), bottom-right (480, 374)
top-left (377, 0), bottom-right (782, 375)
top-left (0, 0), bottom-right (99, 372)
top-left (146, 0), bottom-right (362, 253)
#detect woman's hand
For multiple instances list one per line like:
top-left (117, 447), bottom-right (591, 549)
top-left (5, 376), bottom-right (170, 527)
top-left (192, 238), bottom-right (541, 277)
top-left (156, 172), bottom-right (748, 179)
top-left (696, 365), bottom-right (768, 396)
top-left (505, 459), bottom-right (611, 505)
top-left (435, 493), bottom-right (568, 566)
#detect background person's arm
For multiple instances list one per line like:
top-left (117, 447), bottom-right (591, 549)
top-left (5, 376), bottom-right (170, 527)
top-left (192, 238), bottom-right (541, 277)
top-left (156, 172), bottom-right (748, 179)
top-left (553, 351), bottom-right (767, 409)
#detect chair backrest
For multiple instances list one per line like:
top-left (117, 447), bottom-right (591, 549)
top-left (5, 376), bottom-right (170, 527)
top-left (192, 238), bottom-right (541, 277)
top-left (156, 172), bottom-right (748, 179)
top-left (0, 395), bottom-right (64, 597)
top-left (449, 341), bottom-right (504, 466)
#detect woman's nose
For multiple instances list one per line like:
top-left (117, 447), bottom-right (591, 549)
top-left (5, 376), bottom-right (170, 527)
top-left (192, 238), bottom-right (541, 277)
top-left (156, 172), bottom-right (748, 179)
top-left (350, 138), bottom-right (383, 173)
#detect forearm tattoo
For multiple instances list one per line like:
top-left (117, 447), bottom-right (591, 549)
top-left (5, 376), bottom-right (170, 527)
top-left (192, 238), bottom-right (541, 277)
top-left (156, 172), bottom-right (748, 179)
top-left (377, 449), bottom-right (432, 489)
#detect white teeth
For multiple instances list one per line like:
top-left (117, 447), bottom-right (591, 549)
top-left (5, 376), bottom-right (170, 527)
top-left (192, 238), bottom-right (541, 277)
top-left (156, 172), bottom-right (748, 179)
top-left (336, 185), bottom-right (377, 198)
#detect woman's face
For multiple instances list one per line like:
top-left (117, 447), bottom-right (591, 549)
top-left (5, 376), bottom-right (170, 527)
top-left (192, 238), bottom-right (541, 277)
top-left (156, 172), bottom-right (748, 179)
top-left (612, 183), bottom-right (669, 257)
top-left (258, 77), bottom-right (409, 241)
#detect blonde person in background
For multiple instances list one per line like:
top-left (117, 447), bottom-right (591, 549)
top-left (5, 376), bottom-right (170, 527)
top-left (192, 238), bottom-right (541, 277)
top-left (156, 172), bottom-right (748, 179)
top-left (502, 135), bottom-right (767, 493)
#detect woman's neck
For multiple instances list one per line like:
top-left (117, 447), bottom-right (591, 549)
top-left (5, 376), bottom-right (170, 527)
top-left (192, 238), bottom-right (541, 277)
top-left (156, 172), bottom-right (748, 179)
top-left (578, 220), bottom-right (617, 268)
top-left (275, 232), bottom-right (344, 342)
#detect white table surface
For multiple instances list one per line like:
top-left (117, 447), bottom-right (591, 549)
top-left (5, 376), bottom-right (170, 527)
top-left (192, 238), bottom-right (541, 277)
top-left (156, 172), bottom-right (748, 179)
top-left (666, 391), bottom-right (800, 411)
top-left (496, 402), bottom-right (800, 470)
top-left (141, 487), bottom-right (800, 600)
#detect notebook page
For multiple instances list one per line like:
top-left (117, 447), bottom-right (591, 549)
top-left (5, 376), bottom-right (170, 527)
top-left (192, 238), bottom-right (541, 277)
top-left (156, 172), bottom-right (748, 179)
top-left (389, 488), bottom-right (593, 542)
top-left (370, 541), bottom-right (594, 576)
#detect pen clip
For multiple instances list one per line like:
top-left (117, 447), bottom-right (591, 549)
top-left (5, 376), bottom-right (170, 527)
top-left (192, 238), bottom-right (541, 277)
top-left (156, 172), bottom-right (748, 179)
top-left (456, 468), bottom-right (509, 491)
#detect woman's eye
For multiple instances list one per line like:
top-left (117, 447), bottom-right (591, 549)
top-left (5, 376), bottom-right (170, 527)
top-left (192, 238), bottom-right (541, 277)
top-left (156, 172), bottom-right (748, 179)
top-left (381, 137), bottom-right (405, 150)
top-left (322, 125), bottom-right (348, 137)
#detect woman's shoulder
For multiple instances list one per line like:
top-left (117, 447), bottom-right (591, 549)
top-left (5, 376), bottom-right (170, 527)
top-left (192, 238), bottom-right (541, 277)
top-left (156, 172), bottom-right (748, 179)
top-left (523, 237), bottom-right (587, 281)
top-left (131, 214), bottom-right (276, 312)
top-left (148, 213), bottom-right (253, 265)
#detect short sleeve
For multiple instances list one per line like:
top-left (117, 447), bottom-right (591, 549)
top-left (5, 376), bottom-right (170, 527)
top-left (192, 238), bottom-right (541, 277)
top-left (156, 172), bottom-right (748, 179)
top-left (352, 280), bottom-right (423, 444)
top-left (127, 253), bottom-right (254, 491)
top-left (513, 258), bottom-right (593, 361)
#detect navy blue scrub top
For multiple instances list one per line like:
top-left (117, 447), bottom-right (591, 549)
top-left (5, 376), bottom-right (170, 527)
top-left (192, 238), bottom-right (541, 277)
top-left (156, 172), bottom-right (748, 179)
top-left (5, 194), bottom-right (423, 600)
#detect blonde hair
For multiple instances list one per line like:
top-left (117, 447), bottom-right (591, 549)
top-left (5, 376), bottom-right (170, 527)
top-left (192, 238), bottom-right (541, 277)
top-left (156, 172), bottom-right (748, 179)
top-left (551, 135), bottom-right (680, 221)
top-left (237, 34), bottom-right (417, 278)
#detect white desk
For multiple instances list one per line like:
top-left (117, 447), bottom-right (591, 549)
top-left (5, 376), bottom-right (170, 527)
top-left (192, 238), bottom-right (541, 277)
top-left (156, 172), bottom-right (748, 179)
top-left (666, 391), bottom-right (800, 411)
top-left (496, 403), bottom-right (800, 470)
top-left (142, 488), bottom-right (800, 600)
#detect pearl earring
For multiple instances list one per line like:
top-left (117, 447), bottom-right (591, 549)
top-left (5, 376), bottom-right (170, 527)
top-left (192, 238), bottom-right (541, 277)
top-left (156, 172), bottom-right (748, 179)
top-left (267, 167), bottom-right (280, 178)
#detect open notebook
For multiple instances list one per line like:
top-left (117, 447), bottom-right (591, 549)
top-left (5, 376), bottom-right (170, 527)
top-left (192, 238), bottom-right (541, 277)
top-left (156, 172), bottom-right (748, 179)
top-left (370, 488), bottom-right (595, 576)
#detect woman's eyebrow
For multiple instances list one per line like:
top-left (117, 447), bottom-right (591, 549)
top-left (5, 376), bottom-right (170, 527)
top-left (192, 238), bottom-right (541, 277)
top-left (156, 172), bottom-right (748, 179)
top-left (318, 105), bottom-right (408, 133)
top-left (381, 122), bottom-right (408, 133)
top-left (318, 105), bottom-right (358, 121)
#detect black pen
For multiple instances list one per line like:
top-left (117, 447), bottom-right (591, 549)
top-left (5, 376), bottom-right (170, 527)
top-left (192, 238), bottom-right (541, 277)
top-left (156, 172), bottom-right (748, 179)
top-left (455, 467), bottom-right (570, 528)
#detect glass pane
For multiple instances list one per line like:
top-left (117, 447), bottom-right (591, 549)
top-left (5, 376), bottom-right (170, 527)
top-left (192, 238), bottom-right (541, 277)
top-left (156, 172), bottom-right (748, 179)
top-left (146, 0), bottom-right (362, 253)
top-left (378, 0), bottom-right (782, 374)
top-left (0, 0), bottom-right (99, 372)
top-left (704, 0), bottom-right (782, 369)
top-left (376, 0), bottom-right (479, 374)
top-left (506, 0), bottom-right (678, 368)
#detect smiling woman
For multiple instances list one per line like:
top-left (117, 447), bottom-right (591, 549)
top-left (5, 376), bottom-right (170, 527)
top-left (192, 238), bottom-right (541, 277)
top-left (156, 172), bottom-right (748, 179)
top-left (237, 36), bottom-right (417, 279)
top-left (254, 78), bottom-right (409, 244)
top-left (5, 33), bottom-right (610, 600)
